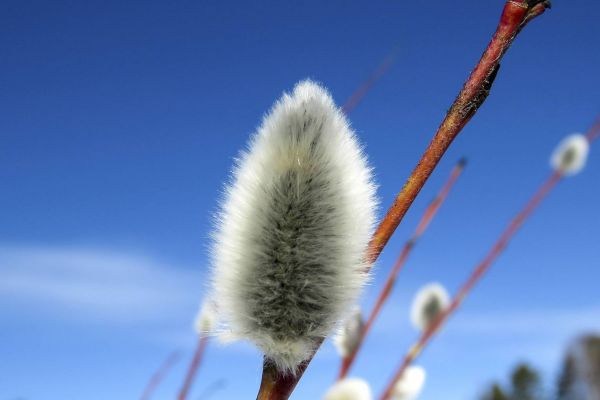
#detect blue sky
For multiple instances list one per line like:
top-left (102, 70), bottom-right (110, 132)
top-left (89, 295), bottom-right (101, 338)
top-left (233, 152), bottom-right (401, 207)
top-left (1, 1), bottom-right (599, 399)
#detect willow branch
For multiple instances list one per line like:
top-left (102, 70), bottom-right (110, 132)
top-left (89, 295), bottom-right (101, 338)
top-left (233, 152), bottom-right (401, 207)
top-left (256, 2), bottom-right (550, 399)
top-left (338, 158), bottom-right (466, 379)
top-left (341, 45), bottom-right (400, 115)
top-left (368, 0), bottom-right (551, 261)
top-left (379, 115), bottom-right (600, 400)
top-left (178, 336), bottom-right (210, 400)
top-left (139, 351), bottom-right (181, 400)
top-left (379, 170), bottom-right (560, 400)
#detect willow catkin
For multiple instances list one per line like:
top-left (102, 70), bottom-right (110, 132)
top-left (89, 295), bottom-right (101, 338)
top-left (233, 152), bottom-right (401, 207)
top-left (324, 378), bottom-right (373, 400)
top-left (211, 80), bottom-right (377, 373)
top-left (410, 283), bottom-right (450, 333)
top-left (550, 133), bottom-right (589, 176)
top-left (391, 366), bottom-right (426, 400)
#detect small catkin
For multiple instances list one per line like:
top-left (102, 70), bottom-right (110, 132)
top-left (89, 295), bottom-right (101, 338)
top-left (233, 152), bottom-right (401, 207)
top-left (550, 133), bottom-right (589, 176)
top-left (334, 306), bottom-right (364, 358)
top-left (324, 378), bottom-right (373, 400)
top-left (410, 283), bottom-right (450, 332)
top-left (193, 299), bottom-right (218, 335)
top-left (212, 80), bottom-right (377, 373)
top-left (391, 366), bottom-right (426, 400)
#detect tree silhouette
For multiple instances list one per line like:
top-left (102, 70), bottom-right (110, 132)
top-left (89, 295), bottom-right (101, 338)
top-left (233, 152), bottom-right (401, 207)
top-left (510, 364), bottom-right (541, 400)
top-left (480, 363), bottom-right (543, 400)
top-left (481, 383), bottom-right (509, 400)
top-left (557, 335), bottom-right (600, 400)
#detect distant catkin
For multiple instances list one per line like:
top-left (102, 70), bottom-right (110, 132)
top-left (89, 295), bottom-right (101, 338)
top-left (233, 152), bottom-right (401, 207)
top-left (324, 378), bottom-right (373, 400)
top-left (550, 133), bottom-right (589, 176)
top-left (194, 298), bottom-right (218, 335)
top-left (410, 283), bottom-right (450, 332)
top-left (212, 80), bottom-right (377, 373)
top-left (334, 306), bottom-right (364, 358)
top-left (391, 366), bottom-right (426, 400)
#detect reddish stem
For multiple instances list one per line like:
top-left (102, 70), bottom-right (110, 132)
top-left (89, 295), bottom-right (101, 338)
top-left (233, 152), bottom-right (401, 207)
top-left (178, 336), bottom-right (210, 400)
top-left (585, 116), bottom-right (600, 142)
top-left (380, 169), bottom-right (561, 398)
top-left (256, 2), bottom-right (550, 399)
top-left (139, 351), bottom-right (181, 400)
top-left (341, 45), bottom-right (400, 115)
top-left (379, 169), bottom-right (561, 400)
top-left (338, 159), bottom-right (466, 379)
top-left (379, 113), bottom-right (600, 400)
top-left (368, 0), bottom-right (550, 262)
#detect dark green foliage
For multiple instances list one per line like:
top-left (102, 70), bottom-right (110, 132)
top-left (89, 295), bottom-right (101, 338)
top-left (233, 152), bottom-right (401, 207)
top-left (481, 383), bottom-right (509, 400)
top-left (557, 335), bottom-right (600, 400)
top-left (480, 363), bottom-right (543, 400)
top-left (557, 355), bottom-right (577, 399)
top-left (581, 336), bottom-right (600, 394)
top-left (511, 364), bottom-right (541, 400)
top-left (481, 336), bottom-right (600, 400)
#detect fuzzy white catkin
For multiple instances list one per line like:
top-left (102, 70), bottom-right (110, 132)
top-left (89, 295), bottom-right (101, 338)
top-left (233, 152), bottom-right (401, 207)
top-left (550, 133), bottom-right (589, 176)
top-left (410, 283), bottom-right (450, 332)
top-left (324, 378), bottom-right (373, 400)
top-left (334, 306), bottom-right (364, 358)
top-left (194, 299), bottom-right (218, 335)
top-left (391, 366), bottom-right (426, 400)
top-left (211, 80), bottom-right (377, 373)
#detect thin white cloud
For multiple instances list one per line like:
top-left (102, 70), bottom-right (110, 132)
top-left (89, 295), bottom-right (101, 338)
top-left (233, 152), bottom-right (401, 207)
top-left (0, 244), bottom-right (207, 324)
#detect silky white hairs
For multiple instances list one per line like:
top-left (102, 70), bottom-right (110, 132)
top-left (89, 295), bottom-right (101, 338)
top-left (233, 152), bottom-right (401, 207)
top-left (324, 378), bottom-right (373, 400)
top-left (391, 366), bottom-right (426, 400)
top-left (550, 133), bottom-right (589, 176)
top-left (194, 298), bottom-right (218, 335)
top-left (410, 283), bottom-right (450, 332)
top-left (334, 306), bottom-right (364, 358)
top-left (212, 80), bottom-right (377, 373)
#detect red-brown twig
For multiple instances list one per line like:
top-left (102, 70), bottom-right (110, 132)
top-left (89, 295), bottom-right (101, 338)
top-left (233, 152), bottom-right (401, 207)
top-left (378, 116), bottom-right (600, 400)
top-left (256, 2), bottom-right (550, 399)
top-left (341, 45), bottom-right (400, 115)
top-left (338, 158), bottom-right (466, 379)
top-left (585, 117), bottom-right (600, 142)
top-left (177, 336), bottom-right (210, 400)
top-left (139, 351), bottom-right (181, 400)
top-left (379, 172), bottom-right (560, 400)
top-left (368, 0), bottom-right (550, 261)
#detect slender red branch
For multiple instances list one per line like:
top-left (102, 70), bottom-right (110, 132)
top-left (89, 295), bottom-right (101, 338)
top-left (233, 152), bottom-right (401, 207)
top-left (341, 45), bottom-right (400, 115)
top-left (368, 0), bottom-right (550, 262)
top-left (256, 2), bottom-right (550, 399)
top-left (140, 351), bottom-right (181, 400)
top-left (379, 115), bottom-right (600, 400)
top-left (379, 170), bottom-right (561, 400)
top-left (178, 336), bottom-right (210, 400)
top-left (338, 159), bottom-right (466, 379)
top-left (585, 116), bottom-right (600, 142)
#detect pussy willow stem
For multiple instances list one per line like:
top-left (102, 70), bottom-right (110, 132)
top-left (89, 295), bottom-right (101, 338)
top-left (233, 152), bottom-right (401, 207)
top-left (378, 116), bottom-right (600, 400)
top-left (256, 2), bottom-right (550, 399)
top-left (338, 158), bottom-right (466, 379)
top-left (341, 45), bottom-right (400, 115)
top-left (586, 117), bottom-right (600, 142)
top-left (368, 0), bottom-right (551, 261)
top-left (379, 172), bottom-right (560, 400)
top-left (139, 351), bottom-right (181, 400)
top-left (177, 335), bottom-right (210, 400)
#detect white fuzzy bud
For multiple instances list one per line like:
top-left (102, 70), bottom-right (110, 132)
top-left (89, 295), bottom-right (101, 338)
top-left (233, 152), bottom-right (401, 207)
top-left (391, 366), bottom-right (426, 400)
top-left (211, 80), bottom-right (377, 373)
top-left (410, 283), bottom-right (450, 332)
top-left (334, 306), bottom-right (364, 358)
top-left (194, 299), bottom-right (218, 335)
top-left (324, 378), bottom-right (373, 400)
top-left (550, 133), bottom-right (589, 176)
